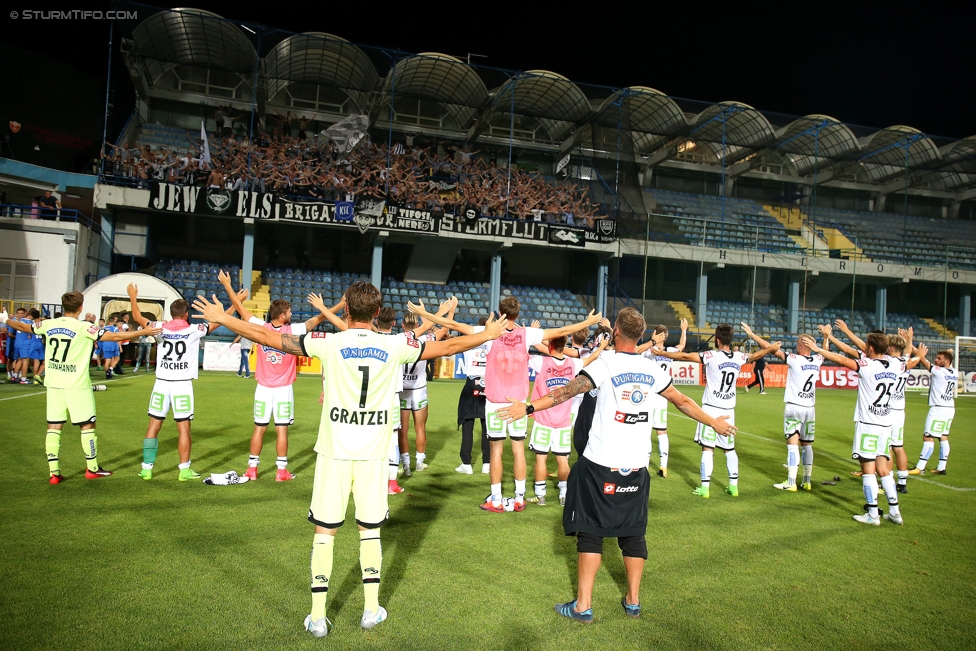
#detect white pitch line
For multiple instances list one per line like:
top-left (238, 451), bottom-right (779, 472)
top-left (0, 373), bottom-right (149, 402)
top-left (670, 411), bottom-right (975, 492)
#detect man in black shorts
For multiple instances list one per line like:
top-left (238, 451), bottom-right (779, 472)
top-left (498, 307), bottom-right (734, 623)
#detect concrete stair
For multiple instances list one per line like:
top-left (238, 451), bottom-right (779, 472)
top-left (642, 299), bottom-right (679, 327)
top-left (763, 205), bottom-right (810, 250)
top-left (670, 300), bottom-right (709, 333)
top-left (924, 318), bottom-right (957, 340)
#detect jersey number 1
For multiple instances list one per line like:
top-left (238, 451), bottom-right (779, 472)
top-left (358, 366), bottom-right (370, 408)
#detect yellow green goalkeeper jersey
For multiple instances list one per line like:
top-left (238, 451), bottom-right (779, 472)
top-left (300, 328), bottom-right (424, 460)
top-left (32, 317), bottom-right (104, 389)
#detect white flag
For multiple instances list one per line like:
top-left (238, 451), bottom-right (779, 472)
top-left (200, 121), bottom-right (212, 166)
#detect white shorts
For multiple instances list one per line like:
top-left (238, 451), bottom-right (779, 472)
top-left (924, 406), bottom-right (955, 437)
top-left (648, 396), bottom-right (668, 430)
top-left (889, 409), bottom-right (905, 448)
top-left (852, 422), bottom-right (892, 461)
top-left (485, 400), bottom-right (528, 441)
top-left (399, 387), bottom-right (429, 412)
top-left (148, 379), bottom-right (194, 421)
top-left (695, 404), bottom-right (735, 450)
top-left (392, 394), bottom-right (401, 430)
top-left (308, 455), bottom-right (388, 529)
top-left (254, 383), bottom-right (295, 426)
top-left (529, 423), bottom-right (572, 455)
top-left (784, 404), bottom-right (816, 442)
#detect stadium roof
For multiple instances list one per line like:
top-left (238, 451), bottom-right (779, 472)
top-left (120, 8), bottom-right (976, 198)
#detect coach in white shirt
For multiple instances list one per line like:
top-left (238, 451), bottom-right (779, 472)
top-left (498, 307), bottom-right (735, 623)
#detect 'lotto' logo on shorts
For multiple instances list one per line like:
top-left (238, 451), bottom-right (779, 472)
top-left (603, 483), bottom-right (616, 494)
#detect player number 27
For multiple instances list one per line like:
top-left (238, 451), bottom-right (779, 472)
top-left (48, 338), bottom-right (71, 363)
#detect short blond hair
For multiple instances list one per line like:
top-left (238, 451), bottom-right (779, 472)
top-left (615, 307), bottom-right (645, 342)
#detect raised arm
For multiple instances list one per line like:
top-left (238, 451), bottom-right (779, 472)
top-left (419, 313), bottom-right (508, 360)
top-left (676, 318), bottom-right (688, 352)
top-left (636, 329), bottom-right (667, 355)
top-left (913, 343), bottom-right (932, 370)
top-left (218, 269), bottom-right (255, 322)
top-left (193, 295), bottom-right (303, 355)
top-left (581, 337), bottom-right (609, 368)
top-left (654, 348), bottom-right (703, 363)
top-left (303, 293), bottom-right (345, 331)
top-left (747, 341), bottom-right (781, 363)
top-left (307, 293), bottom-right (347, 332)
top-left (540, 310), bottom-right (602, 341)
top-left (407, 298), bottom-right (476, 335)
top-left (660, 385), bottom-right (735, 436)
top-left (0, 313), bottom-right (32, 333)
top-left (819, 324), bottom-right (859, 359)
top-left (495, 372), bottom-right (596, 423)
top-left (127, 283), bottom-right (150, 328)
top-left (103, 325), bottom-right (161, 342)
top-left (834, 319), bottom-right (867, 353)
top-left (801, 334), bottom-right (858, 371)
top-left (740, 321), bottom-right (785, 361)
top-left (208, 289), bottom-right (245, 334)
top-left (907, 343), bottom-right (927, 370)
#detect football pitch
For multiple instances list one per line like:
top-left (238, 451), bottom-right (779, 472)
top-left (1, 372), bottom-right (974, 650)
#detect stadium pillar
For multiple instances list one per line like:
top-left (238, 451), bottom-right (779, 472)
top-left (961, 289), bottom-right (971, 337)
top-left (787, 278), bottom-right (800, 333)
top-left (371, 236), bottom-right (385, 289)
top-left (875, 285), bottom-right (887, 332)
top-left (489, 252), bottom-right (502, 311)
top-left (596, 259), bottom-right (608, 316)
top-left (242, 219), bottom-right (254, 294)
top-left (695, 271), bottom-right (708, 329)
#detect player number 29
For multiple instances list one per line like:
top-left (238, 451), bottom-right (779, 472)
top-left (162, 340), bottom-right (186, 361)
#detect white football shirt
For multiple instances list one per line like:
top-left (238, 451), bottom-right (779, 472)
top-left (928, 366), bottom-right (957, 408)
top-left (579, 351), bottom-right (672, 468)
top-left (151, 321), bottom-right (208, 381)
top-left (784, 353), bottom-right (824, 407)
top-left (461, 327), bottom-right (488, 379)
top-left (854, 355), bottom-right (898, 425)
top-left (402, 333), bottom-right (434, 390)
top-left (889, 356), bottom-right (910, 411)
top-left (643, 346), bottom-right (678, 375)
top-left (701, 350), bottom-right (748, 410)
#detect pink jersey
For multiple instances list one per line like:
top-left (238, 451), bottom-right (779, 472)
top-left (529, 355), bottom-right (582, 428)
top-left (249, 318), bottom-right (307, 388)
top-left (484, 326), bottom-right (543, 403)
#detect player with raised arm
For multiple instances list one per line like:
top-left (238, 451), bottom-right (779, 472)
top-left (742, 321), bottom-right (824, 491)
top-left (2, 294), bottom-right (156, 483)
top-left (527, 334), bottom-right (607, 506)
top-left (398, 310), bottom-right (451, 474)
top-left (192, 282), bottom-right (507, 637)
top-left (218, 269), bottom-right (340, 481)
top-left (831, 320), bottom-right (923, 491)
top-left (409, 296), bottom-right (601, 512)
top-left (655, 324), bottom-right (780, 498)
top-left (635, 318), bottom-right (688, 478)
top-left (801, 332), bottom-right (905, 525)
top-left (497, 308), bottom-right (734, 623)
top-left (909, 347), bottom-right (956, 476)
top-left (456, 316), bottom-right (491, 475)
top-left (128, 283), bottom-right (243, 481)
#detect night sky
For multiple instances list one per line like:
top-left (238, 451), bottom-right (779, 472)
top-left (4, 2), bottom-right (973, 139)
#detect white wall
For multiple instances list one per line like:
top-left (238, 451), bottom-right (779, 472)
top-left (0, 219), bottom-right (81, 303)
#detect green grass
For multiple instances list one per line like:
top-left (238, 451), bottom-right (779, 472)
top-left (0, 371), bottom-right (974, 650)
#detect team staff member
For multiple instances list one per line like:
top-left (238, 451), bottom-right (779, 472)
top-left (193, 283), bottom-right (508, 637)
top-left (498, 308), bottom-right (735, 623)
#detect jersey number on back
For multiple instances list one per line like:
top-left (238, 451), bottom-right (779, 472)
top-left (872, 382), bottom-right (894, 408)
top-left (162, 340), bottom-right (187, 361)
top-left (357, 366), bottom-right (370, 408)
top-left (720, 371), bottom-right (735, 393)
top-left (49, 338), bottom-right (72, 364)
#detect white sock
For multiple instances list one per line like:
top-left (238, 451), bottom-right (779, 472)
top-left (490, 482), bottom-right (502, 504)
top-left (558, 480), bottom-right (567, 497)
top-left (880, 474), bottom-right (900, 516)
top-left (401, 453), bottom-right (410, 469)
top-left (514, 479), bottom-right (526, 500)
top-left (937, 440), bottom-right (950, 471)
top-left (700, 449), bottom-right (713, 485)
top-left (416, 452), bottom-right (426, 466)
top-left (786, 444), bottom-right (799, 486)
top-left (248, 455), bottom-right (260, 468)
top-left (801, 445), bottom-right (813, 483)
top-left (896, 469), bottom-right (908, 485)
top-left (726, 449), bottom-right (739, 486)
top-left (276, 456), bottom-right (288, 470)
top-left (862, 473), bottom-right (879, 518)
top-left (142, 462), bottom-right (153, 470)
top-left (658, 433), bottom-right (669, 468)
top-left (178, 461), bottom-right (191, 470)
top-left (917, 441), bottom-right (934, 470)
top-left (534, 481), bottom-right (546, 497)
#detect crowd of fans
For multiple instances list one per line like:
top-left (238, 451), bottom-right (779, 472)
top-left (101, 117), bottom-right (606, 227)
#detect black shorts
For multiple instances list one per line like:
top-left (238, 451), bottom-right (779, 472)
top-left (457, 376), bottom-right (486, 427)
top-left (573, 392), bottom-right (597, 456)
top-left (563, 455), bottom-right (650, 538)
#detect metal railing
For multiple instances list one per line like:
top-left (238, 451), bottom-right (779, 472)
top-left (0, 204), bottom-right (100, 233)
